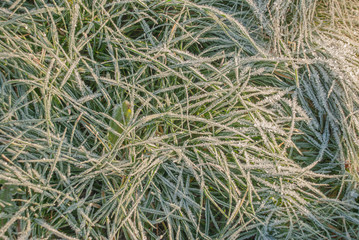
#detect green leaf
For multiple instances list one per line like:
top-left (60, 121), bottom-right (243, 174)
top-left (108, 100), bottom-right (132, 147)
top-left (0, 185), bottom-right (20, 228)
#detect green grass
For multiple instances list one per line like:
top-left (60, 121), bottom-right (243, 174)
top-left (0, 0), bottom-right (359, 239)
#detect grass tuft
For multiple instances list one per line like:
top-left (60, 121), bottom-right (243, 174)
top-left (0, 0), bottom-right (359, 239)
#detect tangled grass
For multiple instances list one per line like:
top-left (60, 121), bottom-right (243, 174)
top-left (0, 0), bottom-right (359, 239)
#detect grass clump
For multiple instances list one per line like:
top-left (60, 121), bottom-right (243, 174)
top-left (0, 0), bottom-right (359, 239)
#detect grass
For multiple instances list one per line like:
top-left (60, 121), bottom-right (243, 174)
top-left (0, 0), bottom-right (359, 239)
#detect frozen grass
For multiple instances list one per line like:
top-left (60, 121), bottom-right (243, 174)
top-left (0, 0), bottom-right (359, 239)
